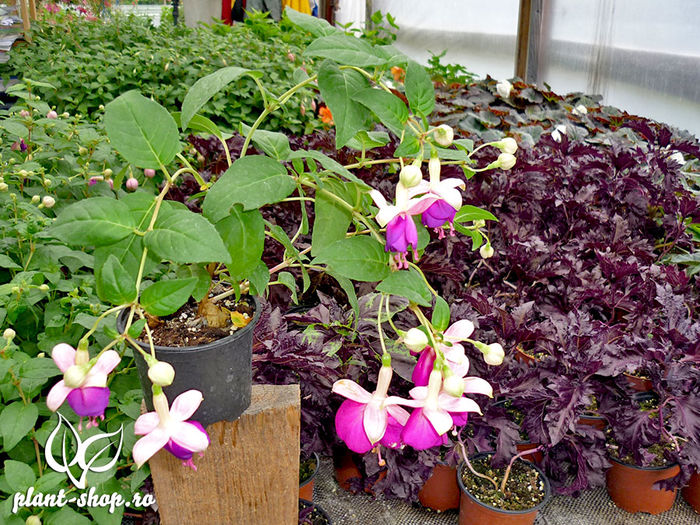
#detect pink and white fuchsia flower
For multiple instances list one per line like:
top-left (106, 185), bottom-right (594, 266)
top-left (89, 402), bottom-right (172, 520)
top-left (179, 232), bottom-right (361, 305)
top-left (47, 343), bottom-right (121, 429)
top-left (332, 360), bottom-right (410, 453)
top-left (410, 157), bottom-right (465, 238)
top-left (133, 390), bottom-right (210, 470)
top-left (370, 182), bottom-right (438, 269)
top-left (412, 319), bottom-right (475, 386)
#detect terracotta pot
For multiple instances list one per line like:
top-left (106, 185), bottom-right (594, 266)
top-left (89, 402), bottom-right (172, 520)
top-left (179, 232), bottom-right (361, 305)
top-left (299, 452), bottom-right (319, 501)
top-left (332, 449), bottom-right (385, 494)
top-left (516, 441), bottom-right (543, 464)
top-left (606, 457), bottom-right (680, 514)
top-left (623, 372), bottom-right (653, 392)
top-left (578, 412), bottom-right (607, 431)
top-left (681, 471), bottom-right (700, 513)
top-left (418, 463), bottom-right (460, 511)
top-left (457, 456), bottom-right (551, 525)
top-left (514, 346), bottom-right (536, 365)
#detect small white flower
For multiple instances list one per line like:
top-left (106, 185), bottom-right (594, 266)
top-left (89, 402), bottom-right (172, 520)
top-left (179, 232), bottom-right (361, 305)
top-left (42, 196), bottom-right (56, 208)
top-left (551, 124), bottom-right (567, 143)
top-left (3, 328), bottom-right (16, 340)
top-left (479, 243), bottom-right (494, 259)
top-left (433, 124), bottom-right (454, 147)
top-left (496, 80), bottom-right (513, 99)
top-left (572, 104), bottom-right (588, 117)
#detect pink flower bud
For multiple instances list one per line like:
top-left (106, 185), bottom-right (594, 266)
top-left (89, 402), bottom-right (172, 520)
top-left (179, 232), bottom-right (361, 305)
top-left (88, 176), bottom-right (102, 186)
top-left (19, 110), bottom-right (30, 118)
top-left (144, 168), bottom-right (156, 178)
top-left (287, 52), bottom-right (295, 62)
top-left (126, 178), bottom-right (139, 190)
top-left (47, 110), bottom-right (58, 119)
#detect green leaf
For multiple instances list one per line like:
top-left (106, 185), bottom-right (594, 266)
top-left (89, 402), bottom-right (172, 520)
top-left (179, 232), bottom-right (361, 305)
top-left (304, 33), bottom-right (387, 67)
top-left (239, 123), bottom-right (291, 161)
top-left (173, 111), bottom-right (223, 139)
top-left (432, 296), bottom-right (451, 331)
top-left (4, 460), bottom-right (36, 492)
top-left (376, 267), bottom-right (432, 306)
top-left (311, 180), bottom-right (353, 256)
top-left (453, 138), bottom-right (474, 153)
top-left (351, 88), bottom-right (409, 136)
top-left (346, 131), bottom-right (390, 151)
top-left (181, 66), bottom-right (257, 129)
top-left (96, 254), bottom-right (137, 304)
top-left (145, 208), bottom-right (231, 264)
top-left (314, 237), bottom-right (390, 282)
top-left (284, 6), bottom-right (338, 36)
top-left (247, 261), bottom-right (270, 296)
top-left (0, 254), bottom-right (21, 270)
top-left (140, 278), bottom-right (197, 317)
top-left (50, 197), bottom-right (136, 246)
top-left (405, 60), bottom-right (435, 117)
top-left (266, 222), bottom-right (310, 292)
top-left (0, 120), bottom-right (29, 138)
top-left (33, 471), bottom-right (66, 493)
top-left (276, 272), bottom-right (298, 303)
top-left (176, 265), bottom-right (211, 302)
top-left (330, 273), bottom-right (359, 325)
top-left (202, 156), bottom-right (295, 222)
top-left (394, 133), bottom-right (420, 157)
top-left (46, 506), bottom-right (92, 525)
top-left (288, 149), bottom-right (370, 189)
top-left (128, 318), bottom-right (147, 339)
top-left (215, 205), bottom-right (265, 281)
top-left (104, 90), bottom-right (181, 169)
top-left (317, 60), bottom-right (371, 148)
top-left (19, 358), bottom-right (62, 380)
top-left (454, 205), bottom-right (498, 223)
top-left (0, 403), bottom-right (38, 451)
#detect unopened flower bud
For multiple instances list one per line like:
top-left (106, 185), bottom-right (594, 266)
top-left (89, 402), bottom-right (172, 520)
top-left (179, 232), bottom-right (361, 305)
top-left (551, 124), bottom-right (567, 143)
top-left (0, 182), bottom-right (8, 191)
top-left (103, 168), bottom-right (113, 178)
top-left (287, 52), bottom-right (295, 62)
top-left (428, 156), bottom-right (441, 181)
top-left (31, 195), bottom-right (40, 204)
top-left (404, 328), bottom-right (429, 352)
top-left (99, 104), bottom-right (105, 110)
top-left (25, 515), bottom-right (42, 525)
top-left (148, 361), bottom-right (175, 387)
top-left (46, 110), bottom-right (58, 119)
top-left (497, 153), bottom-right (516, 170)
top-left (44, 179), bottom-right (52, 187)
top-left (442, 374), bottom-right (465, 397)
top-left (42, 196), bottom-right (55, 208)
top-left (78, 146), bottom-right (88, 156)
top-left (399, 164), bottom-right (423, 188)
top-left (19, 110), bottom-right (30, 118)
top-left (496, 137), bottom-right (517, 155)
top-left (39, 284), bottom-right (50, 292)
top-left (483, 343), bottom-right (505, 366)
top-left (473, 219), bottom-right (486, 229)
top-left (3, 328), bottom-right (15, 340)
top-left (496, 79), bottom-right (513, 98)
top-left (126, 178), bottom-right (138, 190)
top-left (18, 170), bottom-right (28, 178)
top-left (480, 243), bottom-right (494, 259)
top-left (433, 124), bottom-right (454, 147)
top-left (37, 352), bottom-right (45, 358)
top-left (572, 104), bottom-right (587, 116)
top-left (61, 112), bottom-right (70, 118)
top-left (88, 176), bottom-right (102, 186)
top-left (64, 364), bottom-right (88, 388)
top-left (144, 168), bottom-right (156, 178)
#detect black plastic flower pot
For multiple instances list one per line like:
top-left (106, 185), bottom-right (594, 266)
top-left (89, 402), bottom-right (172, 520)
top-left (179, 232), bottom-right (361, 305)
top-left (299, 499), bottom-right (332, 525)
top-left (117, 296), bottom-right (260, 428)
top-left (457, 453), bottom-right (551, 525)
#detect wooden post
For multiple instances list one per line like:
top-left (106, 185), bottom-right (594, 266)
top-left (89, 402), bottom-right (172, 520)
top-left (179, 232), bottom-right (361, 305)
top-left (18, 0), bottom-right (30, 34)
top-left (148, 384), bottom-right (301, 525)
top-left (28, 0), bottom-right (36, 20)
top-left (515, 0), bottom-right (543, 83)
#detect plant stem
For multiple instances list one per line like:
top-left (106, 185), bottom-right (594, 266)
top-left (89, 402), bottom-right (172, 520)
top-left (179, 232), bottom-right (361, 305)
top-left (500, 446), bottom-right (544, 493)
top-left (457, 436), bottom-right (499, 490)
top-left (377, 294), bottom-right (388, 355)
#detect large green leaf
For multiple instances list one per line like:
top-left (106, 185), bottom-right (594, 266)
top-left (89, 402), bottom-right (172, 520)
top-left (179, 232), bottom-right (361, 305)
top-left (4, 460), bottom-right (36, 492)
top-left (140, 278), bottom-right (197, 317)
top-left (181, 66), bottom-right (258, 129)
top-left (202, 156), bottom-right (295, 222)
top-left (317, 60), bottom-right (371, 148)
top-left (144, 208), bottom-right (231, 265)
top-left (284, 6), bottom-right (338, 36)
top-left (431, 296), bottom-right (451, 331)
top-left (454, 205), bottom-right (498, 223)
top-left (288, 149), bottom-right (370, 189)
top-left (104, 90), bottom-right (180, 169)
top-left (304, 33), bottom-right (388, 67)
top-left (240, 123), bottom-right (291, 161)
top-left (0, 402), bottom-right (38, 452)
top-left (215, 205), bottom-right (265, 281)
top-left (96, 254), bottom-right (137, 305)
top-left (376, 267), bottom-right (432, 306)
top-left (351, 88), bottom-right (409, 136)
top-left (311, 180), bottom-right (353, 256)
top-left (405, 60), bottom-right (435, 117)
top-left (314, 237), bottom-right (389, 282)
top-left (50, 197), bottom-right (135, 246)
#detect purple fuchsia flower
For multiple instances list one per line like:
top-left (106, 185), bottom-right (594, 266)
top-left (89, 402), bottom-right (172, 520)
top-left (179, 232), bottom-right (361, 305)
top-left (412, 320), bottom-right (475, 386)
top-left (370, 182), bottom-right (438, 269)
top-left (133, 390), bottom-right (210, 470)
top-left (410, 157), bottom-right (465, 238)
top-left (47, 343), bottom-right (121, 429)
top-left (332, 358), bottom-right (410, 453)
top-left (392, 369), bottom-right (491, 450)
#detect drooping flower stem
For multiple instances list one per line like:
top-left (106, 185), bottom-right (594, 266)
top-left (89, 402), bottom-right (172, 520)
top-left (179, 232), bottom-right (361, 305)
top-left (79, 305), bottom-right (126, 345)
top-left (499, 446), bottom-right (544, 493)
top-left (456, 434), bottom-right (499, 490)
top-left (407, 262), bottom-right (438, 297)
top-left (377, 294), bottom-right (388, 356)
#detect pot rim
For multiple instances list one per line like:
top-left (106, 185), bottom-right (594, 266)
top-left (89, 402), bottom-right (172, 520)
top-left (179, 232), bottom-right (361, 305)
top-left (116, 295), bottom-right (261, 354)
top-left (608, 454), bottom-right (680, 472)
top-left (457, 452), bottom-right (551, 515)
top-left (300, 451), bottom-right (320, 488)
top-left (299, 498), bottom-right (332, 524)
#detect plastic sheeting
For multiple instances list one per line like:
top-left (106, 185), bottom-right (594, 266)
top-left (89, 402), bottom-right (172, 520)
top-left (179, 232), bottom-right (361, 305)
top-left (337, 0), bottom-right (700, 137)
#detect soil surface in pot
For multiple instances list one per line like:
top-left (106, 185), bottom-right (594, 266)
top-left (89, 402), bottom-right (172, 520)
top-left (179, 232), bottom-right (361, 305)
top-left (606, 439), bottom-right (676, 468)
top-left (300, 455), bottom-right (318, 484)
top-left (139, 295), bottom-right (254, 347)
top-left (299, 500), bottom-right (330, 525)
top-left (460, 456), bottom-right (546, 511)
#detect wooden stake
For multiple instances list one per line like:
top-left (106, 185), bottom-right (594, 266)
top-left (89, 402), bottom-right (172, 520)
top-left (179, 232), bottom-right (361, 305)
top-left (148, 384), bottom-right (301, 525)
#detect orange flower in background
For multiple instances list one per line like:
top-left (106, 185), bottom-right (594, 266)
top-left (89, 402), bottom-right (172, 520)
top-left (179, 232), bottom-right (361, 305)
top-left (391, 66), bottom-right (406, 83)
top-left (319, 106), bottom-right (334, 125)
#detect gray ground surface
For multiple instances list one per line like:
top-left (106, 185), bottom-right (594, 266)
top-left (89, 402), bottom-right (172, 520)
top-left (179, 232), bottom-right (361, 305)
top-left (313, 457), bottom-right (699, 525)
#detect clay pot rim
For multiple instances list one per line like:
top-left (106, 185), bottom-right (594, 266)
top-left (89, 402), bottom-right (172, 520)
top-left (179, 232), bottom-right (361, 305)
top-left (300, 451), bottom-right (320, 489)
top-left (117, 295), bottom-right (261, 354)
top-left (608, 455), bottom-right (680, 472)
top-left (457, 452), bottom-right (552, 515)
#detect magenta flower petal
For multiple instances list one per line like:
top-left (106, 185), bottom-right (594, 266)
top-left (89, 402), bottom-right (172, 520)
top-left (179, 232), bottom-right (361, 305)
top-left (450, 411), bottom-right (469, 426)
top-left (385, 213), bottom-right (417, 253)
top-left (66, 386), bottom-right (110, 417)
top-left (412, 346), bottom-right (436, 386)
top-left (165, 421), bottom-right (209, 460)
top-left (401, 408), bottom-right (444, 450)
top-left (379, 413), bottom-right (405, 449)
top-left (421, 199), bottom-right (457, 228)
top-left (335, 399), bottom-right (373, 453)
